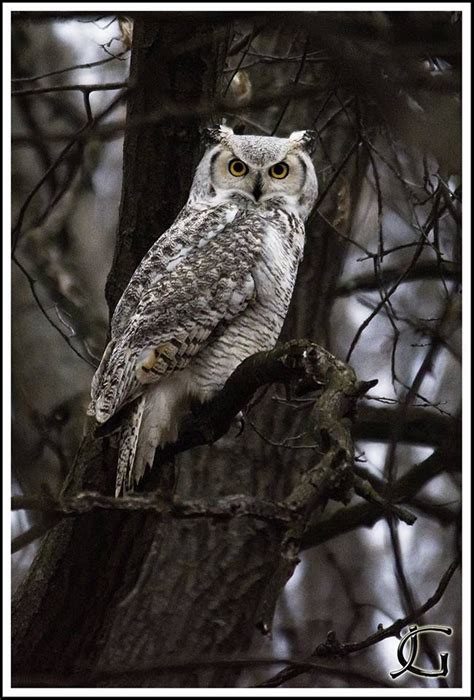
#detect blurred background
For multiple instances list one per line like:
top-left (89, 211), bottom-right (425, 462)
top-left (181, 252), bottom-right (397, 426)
top-left (11, 10), bottom-right (462, 689)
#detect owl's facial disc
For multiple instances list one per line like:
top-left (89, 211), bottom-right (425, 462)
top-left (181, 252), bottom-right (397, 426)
top-left (210, 148), bottom-right (306, 205)
top-left (189, 131), bottom-right (318, 218)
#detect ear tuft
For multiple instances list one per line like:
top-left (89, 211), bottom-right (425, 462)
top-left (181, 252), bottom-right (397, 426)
top-left (200, 124), bottom-right (234, 146)
top-left (289, 129), bottom-right (317, 153)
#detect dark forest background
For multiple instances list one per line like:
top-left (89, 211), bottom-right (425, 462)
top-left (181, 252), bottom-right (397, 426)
top-left (10, 10), bottom-right (462, 689)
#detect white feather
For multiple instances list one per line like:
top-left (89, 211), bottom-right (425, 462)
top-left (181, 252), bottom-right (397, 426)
top-left (132, 372), bottom-right (195, 486)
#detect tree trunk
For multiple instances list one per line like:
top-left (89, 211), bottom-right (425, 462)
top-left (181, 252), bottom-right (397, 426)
top-left (11, 15), bottom-right (360, 688)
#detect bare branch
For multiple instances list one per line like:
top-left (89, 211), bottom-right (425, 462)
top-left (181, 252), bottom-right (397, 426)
top-left (271, 35), bottom-right (309, 135)
top-left (302, 446), bottom-right (460, 550)
top-left (352, 473), bottom-right (416, 526)
top-left (223, 27), bottom-right (260, 96)
top-left (335, 260), bottom-right (461, 297)
top-left (11, 50), bottom-right (129, 83)
top-left (314, 557), bottom-right (460, 657)
top-left (11, 492), bottom-right (300, 525)
top-left (12, 88), bottom-right (127, 254)
top-left (11, 81), bottom-right (128, 97)
top-left (354, 404), bottom-right (459, 446)
top-left (12, 82), bottom-right (326, 144)
top-left (11, 254), bottom-right (98, 368)
top-left (258, 557), bottom-right (459, 687)
top-left (12, 522), bottom-right (58, 554)
top-left (94, 340), bottom-right (363, 467)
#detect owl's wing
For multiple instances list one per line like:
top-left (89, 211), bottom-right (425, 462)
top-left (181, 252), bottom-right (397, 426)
top-left (90, 212), bottom-right (261, 424)
top-left (110, 203), bottom-right (241, 339)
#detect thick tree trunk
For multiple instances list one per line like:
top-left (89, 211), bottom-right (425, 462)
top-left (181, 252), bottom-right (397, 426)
top-left (11, 16), bottom-right (360, 688)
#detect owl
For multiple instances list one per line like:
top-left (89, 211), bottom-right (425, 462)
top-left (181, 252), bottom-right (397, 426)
top-left (88, 125), bottom-right (318, 495)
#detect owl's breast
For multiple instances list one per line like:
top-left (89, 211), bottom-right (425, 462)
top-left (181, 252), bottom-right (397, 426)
top-left (185, 210), bottom-right (305, 399)
top-left (252, 209), bottom-right (305, 313)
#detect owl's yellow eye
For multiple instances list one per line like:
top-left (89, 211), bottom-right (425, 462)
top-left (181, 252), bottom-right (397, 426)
top-left (269, 162), bottom-right (289, 179)
top-left (228, 159), bottom-right (248, 177)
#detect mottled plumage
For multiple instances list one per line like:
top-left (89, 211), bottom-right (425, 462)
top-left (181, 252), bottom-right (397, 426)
top-left (88, 126), bottom-right (318, 495)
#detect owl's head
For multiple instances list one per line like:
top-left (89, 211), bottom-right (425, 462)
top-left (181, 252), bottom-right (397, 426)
top-left (189, 125), bottom-right (318, 220)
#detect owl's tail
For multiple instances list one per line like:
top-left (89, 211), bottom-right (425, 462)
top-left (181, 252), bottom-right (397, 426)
top-left (115, 376), bottom-right (192, 496)
top-left (116, 396), bottom-right (146, 497)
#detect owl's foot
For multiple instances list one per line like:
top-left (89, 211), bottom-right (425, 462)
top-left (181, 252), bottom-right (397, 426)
top-left (136, 342), bottom-right (176, 383)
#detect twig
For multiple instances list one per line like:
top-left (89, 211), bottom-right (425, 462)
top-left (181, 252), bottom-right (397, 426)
top-left (271, 36), bottom-right (309, 135)
top-left (12, 88), bottom-right (127, 254)
top-left (11, 81), bottom-right (127, 97)
top-left (11, 126), bottom-right (87, 254)
top-left (11, 90), bottom-right (126, 365)
top-left (247, 418), bottom-right (320, 451)
top-left (11, 50), bottom-right (129, 83)
top-left (11, 254), bottom-right (97, 368)
top-left (259, 557), bottom-right (459, 687)
top-left (302, 445), bottom-right (460, 550)
top-left (311, 140), bottom-right (360, 214)
top-left (352, 474), bottom-right (416, 525)
top-left (335, 261), bottom-right (460, 297)
top-left (314, 557), bottom-right (460, 657)
top-left (223, 28), bottom-right (259, 96)
top-left (345, 232), bottom-right (427, 362)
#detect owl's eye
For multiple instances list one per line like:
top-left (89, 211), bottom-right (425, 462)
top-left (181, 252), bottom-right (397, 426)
top-left (269, 162), bottom-right (289, 179)
top-left (228, 159), bottom-right (248, 177)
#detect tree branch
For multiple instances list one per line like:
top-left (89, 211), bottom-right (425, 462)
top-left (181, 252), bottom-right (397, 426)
top-left (11, 50), bottom-right (129, 83)
top-left (11, 81), bottom-right (128, 97)
top-left (94, 340), bottom-right (371, 463)
top-left (11, 492), bottom-right (299, 525)
top-left (335, 260), bottom-right (461, 297)
top-left (11, 522), bottom-right (58, 554)
top-left (353, 405), bottom-right (460, 446)
top-left (11, 82), bottom-right (323, 144)
top-left (302, 445), bottom-right (459, 550)
top-left (315, 556), bottom-right (460, 657)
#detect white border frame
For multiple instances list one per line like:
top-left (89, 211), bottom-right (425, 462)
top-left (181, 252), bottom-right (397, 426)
top-left (3, 2), bottom-right (471, 697)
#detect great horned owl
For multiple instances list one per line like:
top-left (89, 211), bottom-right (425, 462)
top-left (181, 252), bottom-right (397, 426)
top-left (88, 125), bottom-right (318, 495)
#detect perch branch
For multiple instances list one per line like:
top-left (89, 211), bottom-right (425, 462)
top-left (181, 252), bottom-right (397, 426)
top-left (15, 341), bottom-right (382, 555)
top-left (127, 340), bottom-right (375, 480)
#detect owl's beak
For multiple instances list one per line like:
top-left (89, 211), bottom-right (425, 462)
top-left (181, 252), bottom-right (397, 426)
top-left (252, 173), bottom-right (263, 202)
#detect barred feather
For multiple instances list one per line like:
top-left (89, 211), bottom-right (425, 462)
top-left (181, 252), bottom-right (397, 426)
top-left (115, 396), bottom-right (146, 497)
